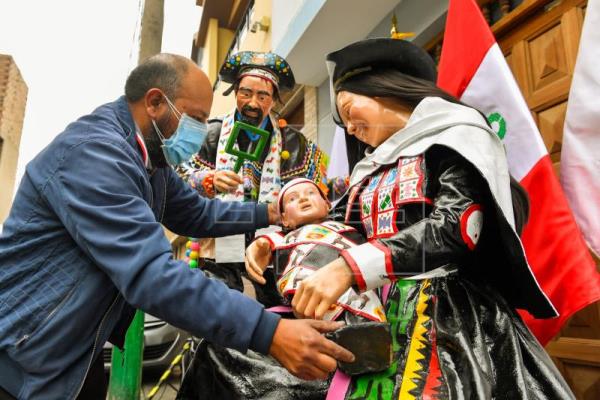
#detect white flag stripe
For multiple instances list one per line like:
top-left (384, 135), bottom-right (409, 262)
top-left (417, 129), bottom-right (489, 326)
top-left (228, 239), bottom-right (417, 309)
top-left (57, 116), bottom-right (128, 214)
top-left (461, 44), bottom-right (547, 181)
top-left (561, 0), bottom-right (600, 255)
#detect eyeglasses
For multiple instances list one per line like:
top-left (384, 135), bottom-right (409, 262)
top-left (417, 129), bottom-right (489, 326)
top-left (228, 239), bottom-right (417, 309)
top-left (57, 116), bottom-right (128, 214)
top-left (237, 88), bottom-right (273, 103)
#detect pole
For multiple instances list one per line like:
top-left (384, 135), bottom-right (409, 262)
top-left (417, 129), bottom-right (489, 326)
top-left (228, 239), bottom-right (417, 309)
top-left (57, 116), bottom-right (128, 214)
top-left (107, 310), bottom-right (145, 400)
top-left (138, 0), bottom-right (164, 63)
top-left (107, 0), bottom-right (164, 398)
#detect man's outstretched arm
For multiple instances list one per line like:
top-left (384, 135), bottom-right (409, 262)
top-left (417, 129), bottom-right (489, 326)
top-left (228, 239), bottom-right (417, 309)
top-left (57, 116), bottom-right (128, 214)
top-left (45, 138), bottom-right (347, 378)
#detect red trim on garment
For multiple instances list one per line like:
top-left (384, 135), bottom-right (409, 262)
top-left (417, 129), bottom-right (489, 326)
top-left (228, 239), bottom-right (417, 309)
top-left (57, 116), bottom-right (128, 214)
top-left (459, 204), bottom-right (483, 250)
top-left (272, 224), bottom-right (358, 252)
top-left (135, 133), bottom-right (148, 166)
top-left (338, 303), bottom-right (382, 322)
top-left (371, 174), bottom-right (381, 238)
top-left (345, 185), bottom-right (361, 224)
top-left (257, 231), bottom-right (284, 251)
top-left (370, 240), bottom-right (396, 282)
top-left (340, 249), bottom-right (367, 292)
top-left (320, 221), bottom-right (358, 234)
top-left (396, 197), bottom-right (434, 206)
top-left (274, 240), bottom-right (354, 252)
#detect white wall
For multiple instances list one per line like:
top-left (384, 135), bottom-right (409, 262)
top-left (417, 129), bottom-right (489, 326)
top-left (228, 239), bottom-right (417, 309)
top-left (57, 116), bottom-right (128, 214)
top-left (271, 0), bottom-right (306, 54)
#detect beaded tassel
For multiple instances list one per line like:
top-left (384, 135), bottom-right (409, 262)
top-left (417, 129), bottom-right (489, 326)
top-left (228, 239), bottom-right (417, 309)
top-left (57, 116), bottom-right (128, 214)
top-left (184, 238), bottom-right (200, 269)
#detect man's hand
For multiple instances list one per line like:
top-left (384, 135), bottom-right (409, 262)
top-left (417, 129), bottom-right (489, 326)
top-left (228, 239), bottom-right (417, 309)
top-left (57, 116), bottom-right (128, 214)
top-left (292, 258), bottom-right (355, 320)
top-left (213, 170), bottom-right (243, 193)
top-left (245, 238), bottom-right (272, 284)
top-left (267, 202), bottom-right (281, 225)
top-left (269, 319), bottom-right (355, 380)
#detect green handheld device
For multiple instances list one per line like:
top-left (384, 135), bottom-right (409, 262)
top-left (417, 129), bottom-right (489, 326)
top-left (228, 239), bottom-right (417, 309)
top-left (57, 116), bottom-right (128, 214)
top-left (224, 121), bottom-right (270, 173)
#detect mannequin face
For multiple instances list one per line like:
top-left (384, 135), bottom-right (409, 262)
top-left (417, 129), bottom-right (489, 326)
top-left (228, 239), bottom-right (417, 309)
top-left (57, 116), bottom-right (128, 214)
top-left (235, 75), bottom-right (275, 126)
top-left (336, 91), bottom-right (412, 148)
top-left (281, 182), bottom-right (330, 230)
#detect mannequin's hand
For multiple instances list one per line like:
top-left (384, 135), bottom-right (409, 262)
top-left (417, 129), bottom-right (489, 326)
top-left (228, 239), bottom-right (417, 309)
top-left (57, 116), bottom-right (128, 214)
top-left (245, 238), bottom-right (272, 284)
top-left (292, 258), bottom-right (355, 320)
top-left (213, 170), bottom-right (242, 193)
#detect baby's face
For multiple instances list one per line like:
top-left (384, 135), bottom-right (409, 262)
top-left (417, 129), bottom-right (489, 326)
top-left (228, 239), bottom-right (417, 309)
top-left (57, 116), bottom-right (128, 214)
top-left (281, 182), bottom-right (330, 229)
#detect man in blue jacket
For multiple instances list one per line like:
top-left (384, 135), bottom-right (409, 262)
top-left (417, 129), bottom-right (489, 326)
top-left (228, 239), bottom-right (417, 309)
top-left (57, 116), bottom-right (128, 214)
top-left (0, 54), bottom-right (353, 399)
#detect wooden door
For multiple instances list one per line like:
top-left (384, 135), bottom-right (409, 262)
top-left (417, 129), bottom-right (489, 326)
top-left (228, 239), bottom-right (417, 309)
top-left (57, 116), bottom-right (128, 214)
top-left (499, 1), bottom-right (600, 398)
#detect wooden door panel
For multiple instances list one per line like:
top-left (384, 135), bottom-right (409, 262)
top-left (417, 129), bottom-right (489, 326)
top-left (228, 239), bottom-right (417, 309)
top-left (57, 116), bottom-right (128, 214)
top-left (518, 8), bottom-right (581, 110)
top-left (548, 336), bottom-right (600, 400)
top-left (500, 1), bottom-right (585, 110)
top-left (537, 100), bottom-right (566, 158)
top-left (560, 302), bottom-right (600, 340)
top-left (505, 51), bottom-right (513, 73)
top-left (562, 361), bottom-right (600, 400)
top-left (528, 22), bottom-right (570, 92)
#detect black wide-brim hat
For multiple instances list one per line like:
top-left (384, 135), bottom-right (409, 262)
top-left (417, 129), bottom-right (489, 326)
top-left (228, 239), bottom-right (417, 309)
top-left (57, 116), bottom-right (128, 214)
top-left (326, 38), bottom-right (437, 124)
top-left (220, 51), bottom-right (295, 94)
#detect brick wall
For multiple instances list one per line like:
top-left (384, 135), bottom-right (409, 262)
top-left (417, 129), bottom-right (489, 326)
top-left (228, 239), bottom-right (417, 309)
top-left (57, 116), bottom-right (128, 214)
top-left (0, 54), bottom-right (28, 222)
top-left (302, 85), bottom-right (317, 142)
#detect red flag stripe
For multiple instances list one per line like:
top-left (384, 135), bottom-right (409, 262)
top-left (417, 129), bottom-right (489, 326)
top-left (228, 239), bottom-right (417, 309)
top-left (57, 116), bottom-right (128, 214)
top-left (437, 0), bottom-right (496, 97)
top-left (518, 156), bottom-right (600, 344)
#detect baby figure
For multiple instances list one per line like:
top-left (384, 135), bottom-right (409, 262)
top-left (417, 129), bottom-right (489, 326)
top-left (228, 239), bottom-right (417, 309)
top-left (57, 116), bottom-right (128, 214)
top-left (245, 178), bottom-right (386, 323)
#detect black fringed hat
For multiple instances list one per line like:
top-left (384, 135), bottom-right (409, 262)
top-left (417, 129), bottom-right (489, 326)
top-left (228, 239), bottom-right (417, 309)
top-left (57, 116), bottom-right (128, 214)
top-left (220, 51), bottom-right (295, 96)
top-left (326, 38), bottom-right (437, 125)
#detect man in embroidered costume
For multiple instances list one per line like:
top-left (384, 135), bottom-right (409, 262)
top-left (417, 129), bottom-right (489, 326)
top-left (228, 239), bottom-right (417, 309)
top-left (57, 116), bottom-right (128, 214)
top-left (177, 51), bottom-right (329, 306)
top-left (177, 178), bottom-right (387, 399)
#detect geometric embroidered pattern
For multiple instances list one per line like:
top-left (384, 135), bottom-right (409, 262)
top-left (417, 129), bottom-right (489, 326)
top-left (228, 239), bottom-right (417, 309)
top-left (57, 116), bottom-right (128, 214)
top-left (354, 156), bottom-right (429, 240)
top-left (358, 167), bottom-right (399, 239)
top-left (397, 155), bottom-right (428, 204)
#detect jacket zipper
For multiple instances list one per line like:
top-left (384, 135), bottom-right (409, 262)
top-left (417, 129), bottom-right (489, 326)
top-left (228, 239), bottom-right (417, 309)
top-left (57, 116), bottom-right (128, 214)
top-left (73, 293), bottom-right (121, 399)
top-left (14, 285), bottom-right (78, 348)
top-left (159, 173), bottom-right (166, 221)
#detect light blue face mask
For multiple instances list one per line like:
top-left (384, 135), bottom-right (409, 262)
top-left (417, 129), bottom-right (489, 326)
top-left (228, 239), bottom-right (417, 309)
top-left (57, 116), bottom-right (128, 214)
top-left (152, 95), bottom-right (208, 166)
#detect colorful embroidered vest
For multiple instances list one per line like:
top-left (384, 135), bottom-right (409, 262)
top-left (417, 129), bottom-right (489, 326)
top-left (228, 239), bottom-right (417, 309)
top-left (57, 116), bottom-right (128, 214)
top-left (346, 155), bottom-right (432, 240)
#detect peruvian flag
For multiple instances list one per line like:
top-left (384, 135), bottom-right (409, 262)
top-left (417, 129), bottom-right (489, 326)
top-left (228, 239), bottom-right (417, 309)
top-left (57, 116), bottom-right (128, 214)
top-left (561, 0), bottom-right (600, 258)
top-left (437, 0), bottom-right (600, 345)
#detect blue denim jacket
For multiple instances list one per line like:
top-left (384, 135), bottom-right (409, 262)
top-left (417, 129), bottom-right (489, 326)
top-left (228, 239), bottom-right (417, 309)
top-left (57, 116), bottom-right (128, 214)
top-left (0, 97), bottom-right (280, 399)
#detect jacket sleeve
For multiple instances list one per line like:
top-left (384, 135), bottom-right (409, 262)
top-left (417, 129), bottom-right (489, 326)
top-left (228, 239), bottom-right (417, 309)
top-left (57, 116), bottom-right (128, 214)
top-left (162, 166), bottom-right (269, 238)
top-left (340, 152), bottom-right (486, 291)
top-left (43, 138), bottom-right (279, 354)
